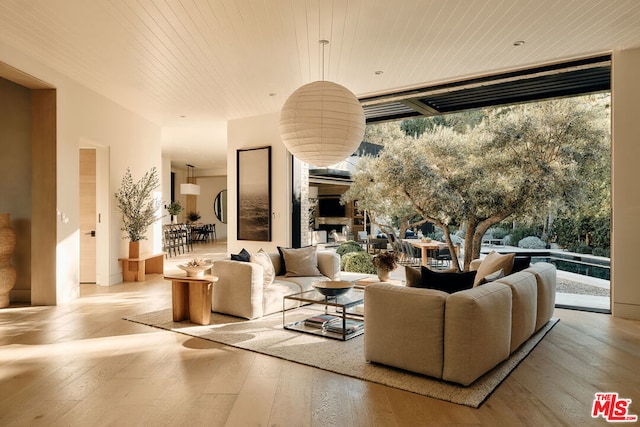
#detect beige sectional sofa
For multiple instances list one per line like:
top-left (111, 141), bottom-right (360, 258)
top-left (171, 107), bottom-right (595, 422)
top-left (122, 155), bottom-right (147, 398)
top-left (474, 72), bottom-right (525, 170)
top-left (212, 250), bottom-right (340, 320)
top-left (364, 262), bottom-right (556, 386)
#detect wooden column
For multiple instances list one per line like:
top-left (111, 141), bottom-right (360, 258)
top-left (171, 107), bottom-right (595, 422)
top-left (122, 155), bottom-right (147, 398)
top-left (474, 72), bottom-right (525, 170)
top-left (31, 89), bottom-right (57, 305)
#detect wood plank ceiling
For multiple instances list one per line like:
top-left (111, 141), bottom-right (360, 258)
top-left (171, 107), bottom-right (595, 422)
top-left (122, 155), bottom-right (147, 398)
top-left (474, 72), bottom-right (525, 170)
top-left (0, 0), bottom-right (639, 169)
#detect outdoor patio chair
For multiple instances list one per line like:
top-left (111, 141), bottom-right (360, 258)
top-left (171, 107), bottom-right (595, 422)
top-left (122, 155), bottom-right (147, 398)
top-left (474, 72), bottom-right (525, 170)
top-left (399, 240), bottom-right (421, 267)
top-left (394, 240), bottom-right (410, 265)
top-left (369, 237), bottom-right (388, 254)
top-left (434, 246), bottom-right (452, 268)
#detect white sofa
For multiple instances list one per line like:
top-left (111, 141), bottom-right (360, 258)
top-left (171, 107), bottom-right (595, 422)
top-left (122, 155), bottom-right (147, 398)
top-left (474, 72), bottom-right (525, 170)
top-left (364, 262), bottom-right (556, 386)
top-left (211, 251), bottom-right (340, 319)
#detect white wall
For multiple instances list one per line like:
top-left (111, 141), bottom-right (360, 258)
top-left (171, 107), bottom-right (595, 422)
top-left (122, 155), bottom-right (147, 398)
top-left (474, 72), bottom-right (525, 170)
top-left (196, 175), bottom-right (228, 240)
top-left (168, 168), bottom-right (189, 224)
top-left (161, 156), bottom-right (173, 224)
top-left (227, 112), bottom-right (291, 255)
top-left (58, 79), bottom-right (162, 288)
top-left (1, 40), bottom-right (162, 299)
top-left (611, 47), bottom-right (640, 320)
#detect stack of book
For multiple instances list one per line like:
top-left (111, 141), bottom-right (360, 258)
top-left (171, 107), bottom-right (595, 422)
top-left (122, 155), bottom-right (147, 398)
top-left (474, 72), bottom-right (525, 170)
top-left (304, 314), bottom-right (364, 335)
top-left (325, 318), bottom-right (364, 335)
top-left (304, 314), bottom-right (339, 329)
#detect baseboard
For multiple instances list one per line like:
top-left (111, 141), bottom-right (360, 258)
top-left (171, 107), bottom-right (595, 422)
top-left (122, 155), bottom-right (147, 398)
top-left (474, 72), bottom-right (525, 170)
top-left (612, 302), bottom-right (640, 320)
top-left (556, 304), bottom-right (611, 315)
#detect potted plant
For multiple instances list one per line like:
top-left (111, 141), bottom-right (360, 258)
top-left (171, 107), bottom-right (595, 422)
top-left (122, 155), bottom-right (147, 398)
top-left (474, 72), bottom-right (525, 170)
top-left (372, 251), bottom-right (397, 281)
top-left (167, 200), bottom-right (182, 223)
top-left (187, 211), bottom-right (201, 223)
top-left (115, 167), bottom-right (161, 258)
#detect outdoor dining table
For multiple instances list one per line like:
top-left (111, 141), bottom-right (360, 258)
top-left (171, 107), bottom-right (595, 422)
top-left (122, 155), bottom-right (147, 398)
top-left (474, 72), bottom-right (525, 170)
top-left (405, 239), bottom-right (446, 267)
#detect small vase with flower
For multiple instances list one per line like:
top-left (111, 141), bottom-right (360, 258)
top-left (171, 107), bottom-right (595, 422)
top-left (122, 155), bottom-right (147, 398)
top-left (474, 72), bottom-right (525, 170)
top-left (372, 251), bottom-right (397, 282)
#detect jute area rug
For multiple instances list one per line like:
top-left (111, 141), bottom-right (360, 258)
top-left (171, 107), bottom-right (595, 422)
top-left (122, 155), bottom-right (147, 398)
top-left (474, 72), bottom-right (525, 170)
top-left (124, 309), bottom-right (559, 408)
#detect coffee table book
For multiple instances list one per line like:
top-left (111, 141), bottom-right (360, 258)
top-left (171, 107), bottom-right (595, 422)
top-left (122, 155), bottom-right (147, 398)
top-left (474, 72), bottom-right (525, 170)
top-left (304, 314), bottom-right (340, 329)
top-left (324, 318), bottom-right (364, 335)
top-left (283, 288), bottom-right (365, 340)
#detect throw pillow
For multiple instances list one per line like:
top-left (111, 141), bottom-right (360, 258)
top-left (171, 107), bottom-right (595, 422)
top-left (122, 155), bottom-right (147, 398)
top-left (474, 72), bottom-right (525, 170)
top-left (279, 246), bottom-right (322, 277)
top-left (512, 256), bottom-right (531, 273)
top-left (250, 249), bottom-right (275, 287)
top-left (473, 250), bottom-right (515, 287)
top-left (276, 246), bottom-right (288, 275)
top-left (231, 248), bottom-right (251, 262)
top-left (479, 268), bottom-right (504, 285)
top-left (419, 266), bottom-right (476, 294)
top-left (277, 245), bottom-right (316, 276)
top-left (405, 266), bottom-right (421, 287)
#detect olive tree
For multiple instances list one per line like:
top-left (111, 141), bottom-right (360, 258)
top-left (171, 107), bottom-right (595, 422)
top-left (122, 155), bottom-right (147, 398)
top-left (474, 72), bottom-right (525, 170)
top-left (345, 124), bottom-right (430, 243)
top-left (344, 97), bottom-right (609, 271)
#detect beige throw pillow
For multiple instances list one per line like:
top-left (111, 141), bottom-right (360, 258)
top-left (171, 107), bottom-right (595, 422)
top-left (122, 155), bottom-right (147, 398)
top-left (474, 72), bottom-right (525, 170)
top-left (481, 268), bottom-right (505, 284)
top-left (280, 246), bottom-right (322, 277)
top-left (251, 249), bottom-right (275, 287)
top-left (473, 251), bottom-right (515, 287)
top-left (404, 265), bottom-right (421, 287)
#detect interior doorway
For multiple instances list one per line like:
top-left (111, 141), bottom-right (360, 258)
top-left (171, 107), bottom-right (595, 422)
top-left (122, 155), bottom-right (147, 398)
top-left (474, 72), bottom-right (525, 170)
top-left (79, 149), bottom-right (96, 283)
top-left (79, 143), bottom-right (110, 286)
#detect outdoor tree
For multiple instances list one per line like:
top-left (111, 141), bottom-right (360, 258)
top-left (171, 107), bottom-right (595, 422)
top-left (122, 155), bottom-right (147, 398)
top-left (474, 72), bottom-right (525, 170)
top-left (346, 122), bottom-right (432, 240)
top-left (343, 96), bottom-right (609, 270)
top-left (400, 110), bottom-right (486, 137)
top-left (550, 96), bottom-right (611, 252)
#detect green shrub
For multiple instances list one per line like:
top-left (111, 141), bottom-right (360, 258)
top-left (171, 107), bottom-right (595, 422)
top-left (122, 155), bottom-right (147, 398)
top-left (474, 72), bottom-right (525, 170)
top-left (551, 215), bottom-right (610, 251)
top-left (342, 251), bottom-right (376, 274)
top-left (518, 236), bottom-right (546, 249)
top-left (336, 240), bottom-right (364, 257)
top-left (510, 224), bottom-right (543, 247)
top-left (589, 217), bottom-right (611, 250)
top-left (490, 227), bottom-right (510, 240)
top-left (569, 243), bottom-right (593, 254)
top-left (592, 247), bottom-right (610, 257)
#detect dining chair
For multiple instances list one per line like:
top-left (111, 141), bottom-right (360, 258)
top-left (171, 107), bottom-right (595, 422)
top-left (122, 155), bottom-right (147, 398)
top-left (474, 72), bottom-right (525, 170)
top-left (434, 246), bottom-right (452, 268)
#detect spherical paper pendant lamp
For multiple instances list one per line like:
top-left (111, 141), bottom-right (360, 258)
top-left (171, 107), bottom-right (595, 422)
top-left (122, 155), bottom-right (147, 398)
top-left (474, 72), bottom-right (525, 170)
top-left (279, 80), bottom-right (365, 167)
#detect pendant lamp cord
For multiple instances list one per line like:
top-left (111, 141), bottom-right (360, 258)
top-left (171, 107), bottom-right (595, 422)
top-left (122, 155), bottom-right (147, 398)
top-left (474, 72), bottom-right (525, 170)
top-left (186, 164), bottom-right (194, 184)
top-left (320, 39), bottom-right (328, 82)
top-left (322, 41), bottom-right (325, 81)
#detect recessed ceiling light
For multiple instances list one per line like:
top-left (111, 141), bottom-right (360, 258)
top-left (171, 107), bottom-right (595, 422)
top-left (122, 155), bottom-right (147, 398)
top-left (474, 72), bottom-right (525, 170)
top-left (375, 70), bottom-right (384, 75)
top-left (513, 40), bottom-right (525, 46)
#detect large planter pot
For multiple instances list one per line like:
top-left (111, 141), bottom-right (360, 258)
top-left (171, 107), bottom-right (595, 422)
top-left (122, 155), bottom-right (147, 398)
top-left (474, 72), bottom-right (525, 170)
top-left (0, 213), bottom-right (17, 308)
top-left (129, 241), bottom-right (140, 259)
top-left (377, 267), bottom-right (391, 282)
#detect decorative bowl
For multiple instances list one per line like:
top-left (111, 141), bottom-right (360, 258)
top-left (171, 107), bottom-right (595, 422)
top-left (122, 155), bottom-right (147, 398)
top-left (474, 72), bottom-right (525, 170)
top-left (312, 280), bottom-right (354, 297)
top-left (177, 263), bottom-right (213, 277)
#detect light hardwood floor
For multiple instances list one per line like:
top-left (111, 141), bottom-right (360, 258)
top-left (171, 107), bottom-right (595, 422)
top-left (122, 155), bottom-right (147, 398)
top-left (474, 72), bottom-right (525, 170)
top-left (1, 242), bottom-right (639, 426)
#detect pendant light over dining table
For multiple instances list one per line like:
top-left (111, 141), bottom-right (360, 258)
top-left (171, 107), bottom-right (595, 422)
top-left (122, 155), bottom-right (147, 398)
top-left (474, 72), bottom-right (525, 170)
top-left (279, 40), bottom-right (365, 168)
top-left (180, 164), bottom-right (200, 195)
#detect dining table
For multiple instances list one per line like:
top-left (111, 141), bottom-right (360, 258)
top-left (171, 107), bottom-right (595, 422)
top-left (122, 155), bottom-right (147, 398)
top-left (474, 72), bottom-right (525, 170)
top-left (404, 239), bottom-right (446, 267)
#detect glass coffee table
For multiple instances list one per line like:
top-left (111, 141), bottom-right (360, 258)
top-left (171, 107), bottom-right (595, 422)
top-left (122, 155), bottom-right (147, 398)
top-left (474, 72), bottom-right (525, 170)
top-left (283, 287), bottom-right (365, 341)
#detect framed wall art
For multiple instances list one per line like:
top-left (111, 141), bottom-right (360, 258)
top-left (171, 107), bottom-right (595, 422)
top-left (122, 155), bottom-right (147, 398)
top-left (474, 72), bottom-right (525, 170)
top-left (237, 146), bottom-right (271, 241)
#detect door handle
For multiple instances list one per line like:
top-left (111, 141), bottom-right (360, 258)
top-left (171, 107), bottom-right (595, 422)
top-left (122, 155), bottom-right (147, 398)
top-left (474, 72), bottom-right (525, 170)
top-left (85, 230), bottom-right (96, 237)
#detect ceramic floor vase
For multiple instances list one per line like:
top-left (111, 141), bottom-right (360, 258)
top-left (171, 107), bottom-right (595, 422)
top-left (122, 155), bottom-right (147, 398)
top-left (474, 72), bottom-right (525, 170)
top-left (377, 267), bottom-right (391, 282)
top-left (129, 241), bottom-right (140, 259)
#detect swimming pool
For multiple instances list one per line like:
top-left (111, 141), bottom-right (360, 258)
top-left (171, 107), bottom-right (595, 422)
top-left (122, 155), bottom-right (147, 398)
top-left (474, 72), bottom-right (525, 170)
top-left (532, 255), bottom-right (610, 280)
